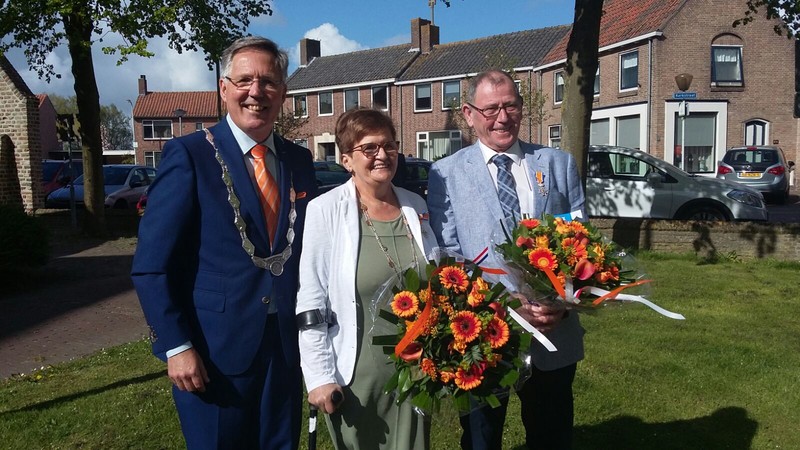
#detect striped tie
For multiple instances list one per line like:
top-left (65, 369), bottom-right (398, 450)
top-left (492, 154), bottom-right (521, 223)
top-left (251, 144), bottom-right (280, 245)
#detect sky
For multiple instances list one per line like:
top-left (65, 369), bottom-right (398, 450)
top-left (3, 0), bottom-right (574, 113)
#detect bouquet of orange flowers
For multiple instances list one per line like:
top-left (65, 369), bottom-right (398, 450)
top-left (495, 214), bottom-right (684, 319)
top-left (372, 256), bottom-right (531, 413)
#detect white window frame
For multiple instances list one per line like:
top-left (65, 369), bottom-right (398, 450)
top-left (664, 101), bottom-right (728, 174)
top-left (619, 50), bottom-right (639, 92)
top-left (144, 151), bottom-right (162, 167)
top-left (549, 125), bottom-right (561, 148)
top-left (744, 119), bottom-right (769, 146)
top-left (594, 66), bottom-right (600, 97)
top-left (318, 91), bottom-right (333, 116)
top-left (142, 120), bottom-right (173, 140)
top-left (554, 72), bottom-right (565, 104)
top-left (344, 88), bottom-right (360, 111)
top-left (371, 85), bottom-right (389, 111)
top-left (294, 94), bottom-right (308, 118)
top-left (711, 45), bottom-right (744, 86)
top-left (415, 83), bottom-right (433, 112)
top-left (441, 80), bottom-right (461, 110)
top-left (589, 103), bottom-right (649, 151)
top-left (416, 130), bottom-right (461, 160)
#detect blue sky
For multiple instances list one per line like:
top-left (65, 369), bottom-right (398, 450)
top-left (4, 0), bottom-right (574, 112)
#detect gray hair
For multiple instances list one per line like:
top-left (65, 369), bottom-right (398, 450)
top-left (465, 70), bottom-right (522, 104)
top-left (220, 36), bottom-right (289, 83)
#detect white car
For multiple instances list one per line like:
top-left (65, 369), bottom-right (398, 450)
top-left (586, 146), bottom-right (768, 221)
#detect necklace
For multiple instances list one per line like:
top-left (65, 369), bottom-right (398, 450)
top-left (204, 129), bottom-right (296, 276)
top-left (359, 196), bottom-right (420, 284)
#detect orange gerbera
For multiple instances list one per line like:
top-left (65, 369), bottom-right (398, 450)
top-left (535, 235), bottom-right (550, 249)
top-left (528, 248), bottom-right (557, 272)
top-left (450, 311), bottom-right (482, 343)
top-left (440, 370), bottom-right (456, 383)
top-left (520, 218), bottom-right (540, 229)
top-left (484, 316), bottom-right (510, 349)
top-left (554, 217), bottom-right (572, 235)
top-left (562, 237), bottom-right (588, 266)
top-left (391, 291), bottom-right (419, 318)
top-left (421, 358), bottom-right (438, 380)
top-left (569, 221), bottom-right (588, 235)
top-left (439, 266), bottom-right (470, 293)
top-left (455, 365), bottom-right (484, 390)
top-left (467, 277), bottom-right (489, 307)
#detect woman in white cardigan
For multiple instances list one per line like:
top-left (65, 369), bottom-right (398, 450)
top-left (296, 108), bottom-right (438, 450)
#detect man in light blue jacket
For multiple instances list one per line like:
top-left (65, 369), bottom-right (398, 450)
top-left (428, 70), bottom-right (586, 450)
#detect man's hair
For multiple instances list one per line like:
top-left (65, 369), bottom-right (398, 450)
top-left (335, 107), bottom-right (397, 153)
top-left (220, 36), bottom-right (289, 83)
top-left (465, 70), bottom-right (522, 104)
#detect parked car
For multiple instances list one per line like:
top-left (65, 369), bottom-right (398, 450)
top-left (42, 159), bottom-right (83, 197)
top-left (314, 161), bottom-right (351, 193)
top-left (586, 145), bottom-right (767, 221)
top-left (393, 156), bottom-right (432, 199)
top-left (716, 145), bottom-right (795, 204)
top-left (46, 164), bottom-right (157, 210)
top-left (136, 190), bottom-right (148, 217)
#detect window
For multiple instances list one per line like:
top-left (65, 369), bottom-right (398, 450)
top-left (616, 115), bottom-right (641, 149)
top-left (590, 119), bottom-right (610, 145)
top-left (594, 67), bottom-right (600, 96)
top-left (712, 46), bottom-right (743, 85)
top-left (675, 112), bottom-right (716, 173)
top-left (442, 80), bottom-right (461, 109)
top-left (620, 51), bottom-right (639, 90)
top-left (344, 89), bottom-right (359, 110)
top-left (372, 85), bottom-right (388, 110)
top-left (319, 92), bottom-right (333, 115)
top-left (144, 151), bottom-right (162, 167)
top-left (554, 72), bottom-right (564, 103)
top-left (744, 120), bottom-right (768, 146)
top-left (416, 130), bottom-right (461, 160)
top-left (142, 120), bottom-right (172, 140)
top-left (415, 83), bottom-right (432, 111)
top-left (549, 125), bottom-right (561, 148)
top-left (294, 95), bottom-right (307, 117)
top-left (195, 122), bottom-right (203, 131)
top-left (293, 139), bottom-right (308, 148)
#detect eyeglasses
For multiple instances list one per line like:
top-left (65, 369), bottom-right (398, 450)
top-left (224, 76), bottom-right (283, 92)
top-left (349, 141), bottom-right (400, 158)
top-left (466, 102), bottom-right (522, 118)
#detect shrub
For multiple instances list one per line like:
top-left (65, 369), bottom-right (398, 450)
top-left (0, 205), bottom-right (50, 271)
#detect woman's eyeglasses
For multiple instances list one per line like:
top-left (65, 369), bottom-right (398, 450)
top-left (349, 141), bottom-right (400, 158)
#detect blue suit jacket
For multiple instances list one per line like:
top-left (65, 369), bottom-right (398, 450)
top-left (131, 120), bottom-right (316, 375)
top-left (427, 141), bottom-right (586, 370)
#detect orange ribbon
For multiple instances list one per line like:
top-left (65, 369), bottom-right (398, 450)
top-left (541, 267), bottom-right (652, 306)
top-left (395, 281), bottom-right (435, 358)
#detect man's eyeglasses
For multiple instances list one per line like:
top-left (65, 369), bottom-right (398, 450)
top-left (224, 76), bottom-right (283, 92)
top-left (349, 141), bottom-right (400, 158)
top-left (466, 102), bottom-right (522, 118)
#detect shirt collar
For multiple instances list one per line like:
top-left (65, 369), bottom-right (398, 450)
top-left (225, 114), bottom-right (276, 157)
top-left (478, 140), bottom-right (523, 166)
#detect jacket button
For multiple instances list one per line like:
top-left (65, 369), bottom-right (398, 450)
top-left (261, 296), bottom-right (271, 304)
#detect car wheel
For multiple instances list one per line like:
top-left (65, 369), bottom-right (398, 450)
top-left (113, 199), bottom-right (128, 209)
top-left (680, 204), bottom-right (729, 221)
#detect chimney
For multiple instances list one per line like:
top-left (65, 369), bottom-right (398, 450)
top-left (421, 22), bottom-right (439, 53)
top-left (300, 38), bottom-right (321, 66)
top-left (138, 75), bottom-right (148, 96)
top-left (410, 18), bottom-right (430, 50)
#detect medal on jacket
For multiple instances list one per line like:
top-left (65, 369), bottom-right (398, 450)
top-left (536, 171), bottom-right (548, 197)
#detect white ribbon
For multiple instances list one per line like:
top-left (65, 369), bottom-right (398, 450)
top-left (507, 307), bottom-right (558, 352)
top-left (581, 286), bottom-right (686, 320)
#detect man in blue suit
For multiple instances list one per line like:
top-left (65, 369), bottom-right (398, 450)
top-left (131, 36), bottom-right (316, 449)
top-left (428, 70), bottom-right (586, 450)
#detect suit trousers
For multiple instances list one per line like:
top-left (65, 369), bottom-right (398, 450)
top-left (173, 315), bottom-right (302, 450)
top-left (459, 363), bottom-right (577, 450)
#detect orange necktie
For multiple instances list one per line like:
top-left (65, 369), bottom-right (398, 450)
top-left (251, 144), bottom-right (280, 245)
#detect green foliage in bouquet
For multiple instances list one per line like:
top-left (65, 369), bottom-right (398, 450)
top-left (372, 257), bottom-right (531, 413)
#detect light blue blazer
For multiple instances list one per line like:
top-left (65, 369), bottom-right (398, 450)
top-left (427, 141), bottom-right (587, 370)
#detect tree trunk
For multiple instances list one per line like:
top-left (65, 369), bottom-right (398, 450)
top-left (63, 7), bottom-right (106, 236)
top-left (561, 0), bottom-right (604, 188)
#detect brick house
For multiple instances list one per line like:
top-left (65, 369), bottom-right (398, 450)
top-left (132, 75), bottom-right (222, 166)
top-left (0, 54), bottom-right (42, 211)
top-left (538, 0), bottom-right (799, 177)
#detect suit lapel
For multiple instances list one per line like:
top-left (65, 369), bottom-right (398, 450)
top-left (524, 147), bottom-right (551, 219)
top-left (272, 135), bottom-right (293, 252)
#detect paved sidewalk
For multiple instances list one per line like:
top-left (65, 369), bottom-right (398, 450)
top-left (0, 237), bottom-right (147, 379)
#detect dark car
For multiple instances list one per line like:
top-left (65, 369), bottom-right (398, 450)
top-left (314, 161), bottom-right (351, 193)
top-left (46, 164), bottom-right (157, 209)
top-left (716, 146), bottom-right (795, 203)
top-left (42, 159), bottom-right (83, 197)
top-left (393, 156), bottom-right (432, 199)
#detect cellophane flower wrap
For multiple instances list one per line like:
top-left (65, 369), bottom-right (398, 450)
top-left (495, 214), bottom-right (652, 310)
top-left (371, 256), bottom-right (532, 414)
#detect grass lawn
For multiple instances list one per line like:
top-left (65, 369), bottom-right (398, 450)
top-left (1, 252), bottom-right (799, 449)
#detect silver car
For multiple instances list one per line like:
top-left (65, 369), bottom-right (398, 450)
top-left (587, 146), bottom-right (768, 221)
top-left (716, 146), bottom-right (795, 204)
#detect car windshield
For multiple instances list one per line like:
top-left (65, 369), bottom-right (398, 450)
top-left (724, 149), bottom-right (777, 165)
top-left (70, 167), bottom-right (131, 185)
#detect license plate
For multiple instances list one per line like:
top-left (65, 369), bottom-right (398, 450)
top-left (739, 172), bottom-right (761, 178)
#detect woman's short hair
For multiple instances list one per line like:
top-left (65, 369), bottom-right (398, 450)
top-left (335, 107), bottom-right (397, 153)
